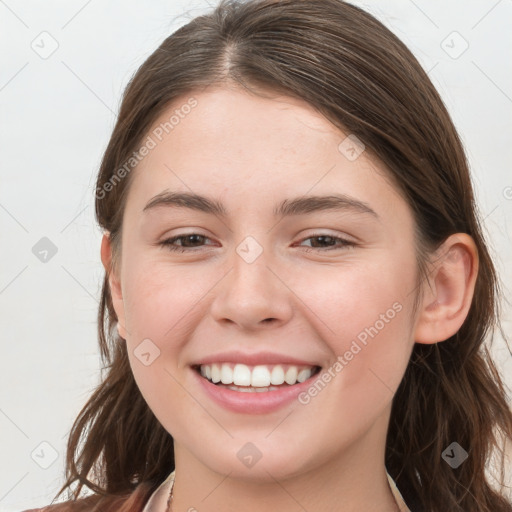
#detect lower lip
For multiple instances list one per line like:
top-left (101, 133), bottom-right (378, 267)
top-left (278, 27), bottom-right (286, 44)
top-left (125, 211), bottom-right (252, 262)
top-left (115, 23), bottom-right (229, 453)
top-left (192, 367), bottom-right (319, 414)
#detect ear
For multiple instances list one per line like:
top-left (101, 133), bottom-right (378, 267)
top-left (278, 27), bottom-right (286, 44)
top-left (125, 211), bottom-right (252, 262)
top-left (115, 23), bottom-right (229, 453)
top-left (100, 233), bottom-right (128, 339)
top-left (414, 233), bottom-right (479, 344)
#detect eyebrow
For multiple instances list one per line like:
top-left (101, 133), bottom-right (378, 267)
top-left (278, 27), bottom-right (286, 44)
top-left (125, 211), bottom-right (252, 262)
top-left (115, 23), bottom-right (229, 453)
top-left (142, 190), bottom-right (379, 219)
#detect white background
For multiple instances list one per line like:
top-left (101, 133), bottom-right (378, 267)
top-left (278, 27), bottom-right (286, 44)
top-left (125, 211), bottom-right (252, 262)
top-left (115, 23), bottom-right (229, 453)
top-left (0, 1), bottom-right (511, 510)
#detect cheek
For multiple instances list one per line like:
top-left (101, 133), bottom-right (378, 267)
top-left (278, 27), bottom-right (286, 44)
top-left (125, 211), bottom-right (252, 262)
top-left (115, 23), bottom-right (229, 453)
top-left (121, 257), bottom-right (213, 341)
top-left (119, 259), bottom-right (207, 432)
top-left (296, 254), bottom-right (416, 394)
top-left (119, 257), bottom-right (207, 384)
top-left (287, 267), bottom-right (415, 446)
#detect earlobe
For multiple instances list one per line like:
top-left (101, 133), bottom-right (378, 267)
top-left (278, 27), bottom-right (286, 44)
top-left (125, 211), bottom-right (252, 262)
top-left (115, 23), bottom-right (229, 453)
top-left (414, 233), bottom-right (479, 344)
top-left (100, 233), bottom-right (128, 339)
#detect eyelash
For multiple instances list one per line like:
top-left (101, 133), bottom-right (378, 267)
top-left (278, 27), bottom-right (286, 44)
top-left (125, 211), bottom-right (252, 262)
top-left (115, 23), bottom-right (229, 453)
top-left (159, 233), bottom-right (356, 253)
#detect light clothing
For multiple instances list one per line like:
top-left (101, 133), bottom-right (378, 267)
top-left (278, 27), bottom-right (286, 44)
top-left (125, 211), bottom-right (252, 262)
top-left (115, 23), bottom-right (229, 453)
top-left (387, 470), bottom-right (412, 511)
top-left (142, 469), bottom-right (411, 511)
top-left (142, 469), bottom-right (175, 512)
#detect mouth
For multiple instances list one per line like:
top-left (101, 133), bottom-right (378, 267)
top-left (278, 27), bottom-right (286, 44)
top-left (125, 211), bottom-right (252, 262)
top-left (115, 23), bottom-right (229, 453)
top-left (192, 363), bottom-right (322, 393)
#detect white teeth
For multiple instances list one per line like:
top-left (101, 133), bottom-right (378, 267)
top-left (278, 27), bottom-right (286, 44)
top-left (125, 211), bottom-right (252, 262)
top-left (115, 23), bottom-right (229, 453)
top-left (233, 364), bottom-right (252, 386)
top-left (270, 365), bottom-right (285, 385)
top-left (197, 363), bottom-right (316, 387)
top-left (220, 365), bottom-right (233, 384)
top-left (284, 366), bottom-right (298, 385)
top-left (251, 365), bottom-right (271, 387)
top-left (226, 384), bottom-right (281, 392)
top-left (211, 364), bottom-right (221, 383)
top-left (297, 368), bottom-right (312, 383)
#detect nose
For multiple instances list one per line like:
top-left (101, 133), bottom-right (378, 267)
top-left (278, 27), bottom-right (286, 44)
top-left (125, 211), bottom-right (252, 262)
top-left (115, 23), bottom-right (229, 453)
top-left (209, 243), bottom-right (294, 331)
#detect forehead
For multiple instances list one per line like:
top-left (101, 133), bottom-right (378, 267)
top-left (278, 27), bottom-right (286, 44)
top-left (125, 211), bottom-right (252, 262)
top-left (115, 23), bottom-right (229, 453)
top-left (154, 86), bottom-right (341, 160)
top-left (126, 85), bottom-right (408, 221)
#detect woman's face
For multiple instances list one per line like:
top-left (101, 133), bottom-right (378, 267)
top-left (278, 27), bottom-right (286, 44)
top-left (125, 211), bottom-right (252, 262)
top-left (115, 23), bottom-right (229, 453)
top-left (109, 84), bottom-right (421, 480)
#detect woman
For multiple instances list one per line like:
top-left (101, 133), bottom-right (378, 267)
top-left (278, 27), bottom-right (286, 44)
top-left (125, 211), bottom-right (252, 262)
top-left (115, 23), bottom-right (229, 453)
top-left (24, 0), bottom-right (512, 511)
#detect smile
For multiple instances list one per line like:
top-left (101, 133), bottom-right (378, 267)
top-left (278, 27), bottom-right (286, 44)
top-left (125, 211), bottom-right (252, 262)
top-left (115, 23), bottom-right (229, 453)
top-left (195, 363), bottom-right (320, 391)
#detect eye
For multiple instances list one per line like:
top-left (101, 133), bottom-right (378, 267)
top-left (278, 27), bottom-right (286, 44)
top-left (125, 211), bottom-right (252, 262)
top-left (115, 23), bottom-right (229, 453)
top-left (159, 233), bottom-right (215, 253)
top-left (159, 233), bottom-right (357, 253)
top-left (297, 234), bottom-right (356, 252)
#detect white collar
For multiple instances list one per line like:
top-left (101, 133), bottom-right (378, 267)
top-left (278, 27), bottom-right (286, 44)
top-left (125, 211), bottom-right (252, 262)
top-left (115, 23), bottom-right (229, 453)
top-left (141, 470), bottom-right (175, 512)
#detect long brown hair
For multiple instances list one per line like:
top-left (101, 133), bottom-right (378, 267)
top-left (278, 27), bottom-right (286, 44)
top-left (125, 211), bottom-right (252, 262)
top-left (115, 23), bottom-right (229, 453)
top-left (42, 1), bottom-right (512, 511)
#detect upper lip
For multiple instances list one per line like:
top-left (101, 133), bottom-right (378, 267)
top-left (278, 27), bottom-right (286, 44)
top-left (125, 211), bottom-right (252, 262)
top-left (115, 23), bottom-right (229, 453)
top-left (192, 351), bottom-right (321, 367)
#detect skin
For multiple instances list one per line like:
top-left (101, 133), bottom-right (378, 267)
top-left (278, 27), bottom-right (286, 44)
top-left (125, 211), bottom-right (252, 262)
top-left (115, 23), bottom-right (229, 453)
top-left (101, 83), bottom-right (478, 512)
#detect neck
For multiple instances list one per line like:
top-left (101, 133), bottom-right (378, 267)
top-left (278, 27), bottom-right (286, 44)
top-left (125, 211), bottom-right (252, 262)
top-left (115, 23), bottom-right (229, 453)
top-left (170, 411), bottom-right (399, 512)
